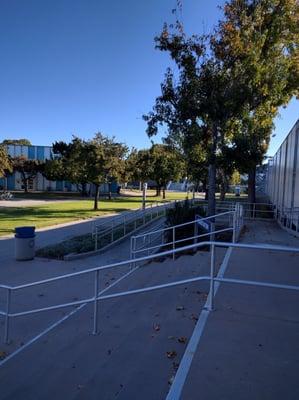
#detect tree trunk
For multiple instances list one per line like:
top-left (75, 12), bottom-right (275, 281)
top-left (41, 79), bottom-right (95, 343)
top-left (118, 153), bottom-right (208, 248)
top-left (22, 173), bottom-right (28, 193)
top-left (248, 167), bottom-right (256, 204)
top-left (208, 163), bottom-right (216, 216)
top-left (94, 184), bottom-right (100, 210)
top-left (81, 183), bottom-right (88, 197)
top-left (162, 187), bottom-right (166, 199)
top-left (202, 180), bottom-right (208, 200)
top-left (108, 182), bottom-right (112, 200)
top-left (220, 182), bottom-right (226, 201)
top-left (208, 124), bottom-right (217, 217)
top-left (220, 173), bottom-right (227, 201)
top-left (156, 186), bottom-right (161, 197)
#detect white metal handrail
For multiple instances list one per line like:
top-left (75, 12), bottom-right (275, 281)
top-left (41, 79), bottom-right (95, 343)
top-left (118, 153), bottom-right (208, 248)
top-left (1, 238), bottom-right (299, 345)
top-left (130, 207), bottom-right (242, 260)
top-left (92, 202), bottom-right (170, 250)
top-left (92, 198), bottom-right (202, 251)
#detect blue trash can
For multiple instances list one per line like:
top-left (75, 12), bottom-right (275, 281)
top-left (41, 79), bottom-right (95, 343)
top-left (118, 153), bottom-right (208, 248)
top-left (15, 226), bottom-right (36, 260)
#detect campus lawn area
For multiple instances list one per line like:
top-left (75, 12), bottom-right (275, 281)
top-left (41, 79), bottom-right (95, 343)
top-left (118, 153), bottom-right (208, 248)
top-left (0, 192), bottom-right (190, 236)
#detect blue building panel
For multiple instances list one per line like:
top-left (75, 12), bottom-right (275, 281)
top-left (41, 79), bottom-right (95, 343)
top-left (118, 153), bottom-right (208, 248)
top-left (56, 181), bottom-right (63, 191)
top-left (7, 174), bottom-right (15, 190)
top-left (28, 146), bottom-right (35, 159)
top-left (36, 146), bottom-right (44, 161)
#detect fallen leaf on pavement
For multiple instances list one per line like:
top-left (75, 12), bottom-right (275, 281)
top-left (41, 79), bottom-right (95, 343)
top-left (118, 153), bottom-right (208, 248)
top-left (166, 351), bottom-right (177, 359)
top-left (153, 323), bottom-right (160, 331)
top-left (178, 337), bottom-right (187, 344)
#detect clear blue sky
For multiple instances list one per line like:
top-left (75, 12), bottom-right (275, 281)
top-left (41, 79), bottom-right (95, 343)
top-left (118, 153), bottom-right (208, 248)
top-left (0, 0), bottom-right (297, 156)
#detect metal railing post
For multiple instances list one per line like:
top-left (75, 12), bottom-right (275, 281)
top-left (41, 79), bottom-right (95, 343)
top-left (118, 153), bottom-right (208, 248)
top-left (111, 220), bottom-right (114, 243)
top-left (95, 227), bottom-right (98, 251)
top-left (208, 244), bottom-right (215, 311)
top-left (253, 203), bottom-right (256, 219)
top-left (123, 216), bottom-right (126, 236)
top-left (232, 209), bottom-right (237, 243)
top-left (92, 270), bottom-right (100, 335)
top-left (172, 227), bottom-right (175, 260)
top-left (4, 288), bottom-right (11, 344)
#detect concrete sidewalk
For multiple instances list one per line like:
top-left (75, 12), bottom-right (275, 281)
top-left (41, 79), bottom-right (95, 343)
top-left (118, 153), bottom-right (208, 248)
top-left (0, 220), bottom-right (298, 400)
top-left (180, 220), bottom-right (299, 400)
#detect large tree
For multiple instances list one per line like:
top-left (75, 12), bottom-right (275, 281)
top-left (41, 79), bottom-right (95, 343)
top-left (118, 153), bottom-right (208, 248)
top-left (144, 0), bottom-right (299, 210)
top-left (144, 23), bottom-right (242, 215)
top-left (212, 0), bottom-right (299, 202)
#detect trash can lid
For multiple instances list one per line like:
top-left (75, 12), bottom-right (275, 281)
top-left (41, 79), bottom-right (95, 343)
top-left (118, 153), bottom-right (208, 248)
top-left (15, 226), bottom-right (36, 236)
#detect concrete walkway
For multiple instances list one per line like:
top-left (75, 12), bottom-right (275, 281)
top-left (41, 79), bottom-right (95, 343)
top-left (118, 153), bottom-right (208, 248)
top-left (180, 220), bottom-right (299, 400)
top-left (0, 220), bottom-right (298, 400)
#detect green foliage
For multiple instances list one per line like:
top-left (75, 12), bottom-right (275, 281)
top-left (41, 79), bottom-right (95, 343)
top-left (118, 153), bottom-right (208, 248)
top-left (44, 134), bottom-right (128, 209)
top-left (165, 200), bottom-right (205, 227)
top-left (1, 139), bottom-right (32, 146)
top-left (144, 0), bottom-right (299, 208)
top-left (125, 144), bottom-right (184, 198)
top-left (149, 144), bottom-right (184, 198)
top-left (0, 145), bottom-right (12, 178)
top-left (126, 148), bottom-right (152, 183)
top-left (230, 170), bottom-right (241, 185)
top-left (165, 200), bottom-right (206, 250)
top-left (12, 156), bottom-right (44, 192)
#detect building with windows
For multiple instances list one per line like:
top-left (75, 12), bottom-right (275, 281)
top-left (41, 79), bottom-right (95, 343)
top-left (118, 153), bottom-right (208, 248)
top-left (0, 144), bottom-right (118, 193)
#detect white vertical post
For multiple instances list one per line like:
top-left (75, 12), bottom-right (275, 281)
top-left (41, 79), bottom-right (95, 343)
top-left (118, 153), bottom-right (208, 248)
top-left (95, 227), bottom-right (98, 251)
top-left (172, 227), bottom-right (175, 260)
top-left (4, 288), bottom-right (11, 344)
top-left (111, 220), bottom-right (114, 242)
top-left (93, 270), bottom-right (100, 335)
top-left (208, 244), bottom-right (215, 311)
top-left (232, 208), bottom-right (237, 243)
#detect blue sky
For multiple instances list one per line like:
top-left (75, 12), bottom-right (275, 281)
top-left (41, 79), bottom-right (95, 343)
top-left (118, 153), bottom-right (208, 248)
top-left (0, 0), bottom-right (297, 156)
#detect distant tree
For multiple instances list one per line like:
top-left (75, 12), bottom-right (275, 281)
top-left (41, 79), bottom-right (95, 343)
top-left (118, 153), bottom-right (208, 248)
top-left (126, 148), bottom-right (153, 187)
top-left (92, 133), bottom-right (128, 200)
top-left (149, 144), bottom-right (184, 199)
top-left (87, 133), bottom-right (128, 209)
top-left (12, 156), bottom-right (44, 192)
top-left (2, 139), bottom-right (31, 146)
top-left (45, 134), bottom-right (128, 210)
top-left (0, 145), bottom-right (12, 178)
top-left (230, 170), bottom-right (241, 186)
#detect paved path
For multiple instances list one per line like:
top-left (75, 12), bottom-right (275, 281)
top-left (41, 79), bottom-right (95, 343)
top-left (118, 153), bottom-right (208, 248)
top-left (179, 220), bottom-right (299, 400)
top-left (0, 219), bottom-right (298, 400)
top-left (0, 212), bottom-right (115, 264)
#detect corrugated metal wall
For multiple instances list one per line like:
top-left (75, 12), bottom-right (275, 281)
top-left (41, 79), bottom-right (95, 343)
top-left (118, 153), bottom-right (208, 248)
top-left (266, 119), bottom-right (299, 230)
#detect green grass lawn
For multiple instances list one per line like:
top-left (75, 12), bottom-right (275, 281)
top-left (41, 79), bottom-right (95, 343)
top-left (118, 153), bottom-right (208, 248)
top-left (0, 192), bottom-right (189, 236)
